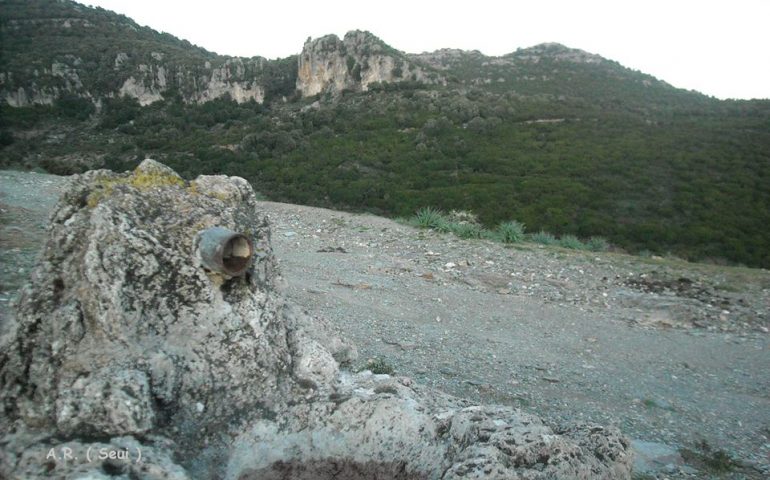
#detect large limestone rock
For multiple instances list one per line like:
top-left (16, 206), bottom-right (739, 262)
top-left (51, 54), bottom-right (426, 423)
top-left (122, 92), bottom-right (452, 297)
top-left (0, 160), bottom-right (632, 479)
top-left (297, 31), bottom-right (441, 97)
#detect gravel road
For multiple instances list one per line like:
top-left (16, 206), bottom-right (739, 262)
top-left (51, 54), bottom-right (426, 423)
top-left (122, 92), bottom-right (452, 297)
top-left (2, 171), bottom-right (769, 479)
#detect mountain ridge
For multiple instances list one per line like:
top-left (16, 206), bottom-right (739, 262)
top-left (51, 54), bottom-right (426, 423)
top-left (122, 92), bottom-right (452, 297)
top-left (2, 0), bottom-right (769, 268)
top-left (1, 0), bottom-right (711, 106)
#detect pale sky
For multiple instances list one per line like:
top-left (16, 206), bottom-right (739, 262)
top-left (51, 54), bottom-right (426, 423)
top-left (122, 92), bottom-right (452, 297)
top-left (83, 0), bottom-right (770, 100)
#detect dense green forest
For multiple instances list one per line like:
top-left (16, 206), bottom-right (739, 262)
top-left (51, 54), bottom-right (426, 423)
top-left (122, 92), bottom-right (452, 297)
top-left (2, 1), bottom-right (770, 268)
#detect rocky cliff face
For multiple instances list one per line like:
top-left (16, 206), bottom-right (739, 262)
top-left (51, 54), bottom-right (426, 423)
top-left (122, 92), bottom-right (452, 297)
top-left (1, 3), bottom-right (440, 108)
top-left (115, 55), bottom-right (266, 106)
top-left (0, 1), bottom-right (275, 108)
top-left (1, 23), bottom-right (436, 108)
top-left (0, 160), bottom-right (633, 479)
top-left (409, 43), bottom-right (606, 81)
top-left (2, 51), bottom-right (267, 107)
top-left (510, 42), bottom-right (605, 64)
top-left (296, 31), bottom-right (441, 97)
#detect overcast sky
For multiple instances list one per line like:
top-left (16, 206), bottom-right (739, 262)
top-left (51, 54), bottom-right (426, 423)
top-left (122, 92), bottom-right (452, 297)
top-left (83, 0), bottom-right (770, 100)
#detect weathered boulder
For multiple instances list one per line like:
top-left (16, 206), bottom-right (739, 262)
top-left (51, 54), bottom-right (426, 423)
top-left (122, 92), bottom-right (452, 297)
top-left (0, 160), bottom-right (632, 479)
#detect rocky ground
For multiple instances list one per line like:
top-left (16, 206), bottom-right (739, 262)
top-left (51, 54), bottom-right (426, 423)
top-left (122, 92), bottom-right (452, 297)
top-left (0, 170), bottom-right (66, 336)
top-left (2, 170), bottom-right (769, 479)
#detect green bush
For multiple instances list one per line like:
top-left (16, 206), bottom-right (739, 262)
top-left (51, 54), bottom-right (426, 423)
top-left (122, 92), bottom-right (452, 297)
top-left (0, 130), bottom-right (14, 147)
top-left (530, 231), bottom-right (558, 245)
top-left (586, 236), bottom-right (610, 252)
top-left (414, 207), bottom-right (447, 230)
top-left (498, 220), bottom-right (526, 243)
top-left (451, 222), bottom-right (484, 239)
top-left (55, 94), bottom-right (95, 120)
top-left (434, 218), bottom-right (454, 233)
top-left (100, 96), bottom-right (141, 129)
top-left (559, 234), bottom-right (586, 250)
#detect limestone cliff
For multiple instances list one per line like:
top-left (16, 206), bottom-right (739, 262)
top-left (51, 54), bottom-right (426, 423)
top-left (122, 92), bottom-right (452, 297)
top-left (297, 31), bottom-right (442, 97)
top-left (2, 51), bottom-right (268, 107)
top-left (0, 1), bottom-right (281, 107)
top-left (115, 55), bottom-right (267, 106)
top-left (1, 1), bottom-right (440, 108)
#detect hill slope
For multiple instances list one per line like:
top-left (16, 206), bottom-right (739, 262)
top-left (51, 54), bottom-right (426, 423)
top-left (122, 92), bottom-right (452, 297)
top-left (2, 169), bottom-right (769, 478)
top-left (0, 0), bottom-right (298, 106)
top-left (1, 0), bottom-right (770, 267)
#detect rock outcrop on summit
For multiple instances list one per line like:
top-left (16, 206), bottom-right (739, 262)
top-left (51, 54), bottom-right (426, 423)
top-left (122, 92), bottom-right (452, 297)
top-left (0, 160), bottom-right (632, 479)
top-left (297, 31), bottom-right (441, 97)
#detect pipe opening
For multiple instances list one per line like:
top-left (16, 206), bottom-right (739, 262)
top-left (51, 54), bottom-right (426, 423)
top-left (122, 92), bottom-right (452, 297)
top-left (197, 227), bottom-right (254, 276)
top-left (222, 235), bottom-right (252, 274)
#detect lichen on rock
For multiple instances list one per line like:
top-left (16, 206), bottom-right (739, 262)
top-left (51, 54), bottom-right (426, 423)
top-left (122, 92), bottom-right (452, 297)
top-left (0, 160), bottom-right (632, 479)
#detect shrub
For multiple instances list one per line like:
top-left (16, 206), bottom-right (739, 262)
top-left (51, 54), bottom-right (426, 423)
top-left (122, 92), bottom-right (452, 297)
top-left (586, 236), bottom-right (610, 252)
top-left (498, 220), bottom-right (526, 243)
top-left (0, 130), bottom-right (14, 147)
top-left (451, 222), bottom-right (484, 239)
top-left (530, 230), bottom-right (558, 245)
top-left (434, 219), bottom-right (453, 233)
top-left (414, 207), bottom-right (446, 229)
top-left (447, 209), bottom-right (480, 225)
top-left (480, 229), bottom-right (500, 240)
top-left (55, 94), bottom-right (95, 120)
top-left (559, 234), bottom-right (586, 250)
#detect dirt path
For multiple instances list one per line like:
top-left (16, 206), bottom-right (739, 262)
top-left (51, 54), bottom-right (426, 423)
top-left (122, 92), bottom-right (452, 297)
top-left (2, 172), bottom-right (769, 478)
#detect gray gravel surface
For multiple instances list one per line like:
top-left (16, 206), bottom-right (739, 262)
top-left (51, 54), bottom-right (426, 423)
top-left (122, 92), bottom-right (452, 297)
top-left (264, 202), bottom-right (770, 479)
top-left (2, 171), bottom-right (769, 479)
top-left (0, 170), bottom-right (67, 334)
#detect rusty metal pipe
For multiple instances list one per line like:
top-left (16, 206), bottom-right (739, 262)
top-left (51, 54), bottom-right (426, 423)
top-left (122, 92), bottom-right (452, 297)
top-left (197, 227), bottom-right (254, 276)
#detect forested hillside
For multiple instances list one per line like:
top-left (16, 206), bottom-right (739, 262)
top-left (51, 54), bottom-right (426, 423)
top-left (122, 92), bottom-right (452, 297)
top-left (2, 0), bottom-right (769, 267)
